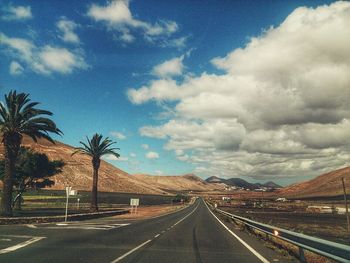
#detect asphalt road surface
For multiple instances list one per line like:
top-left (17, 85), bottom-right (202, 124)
top-left (0, 198), bottom-right (293, 263)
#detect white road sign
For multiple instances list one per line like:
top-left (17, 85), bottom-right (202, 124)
top-left (130, 198), bottom-right (139, 206)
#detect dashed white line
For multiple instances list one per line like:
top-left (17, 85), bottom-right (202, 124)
top-left (204, 201), bottom-right (270, 263)
top-left (110, 202), bottom-right (199, 263)
top-left (172, 204), bottom-right (198, 227)
top-left (110, 239), bottom-right (152, 263)
top-left (0, 236), bottom-right (45, 255)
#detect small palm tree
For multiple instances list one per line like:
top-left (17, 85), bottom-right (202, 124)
top-left (72, 134), bottom-right (120, 212)
top-left (0, 91), bottom-right (62, 216)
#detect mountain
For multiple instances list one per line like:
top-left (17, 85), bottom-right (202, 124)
top-left (0, 136), bottom-right (223, 195)
top-left (133, 174), bottom-right (225, 193)
top-left (275, 166), bottom-right (350, 198)
top-left (205, 176), bottom-right (281, 190)
top-left (263, 181), bottom-right (282, 189)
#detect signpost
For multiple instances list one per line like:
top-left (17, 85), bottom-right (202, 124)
top-left (130, 198), bottom-right (140, 214)
top-left (64, 187), bottom-right (78, 222)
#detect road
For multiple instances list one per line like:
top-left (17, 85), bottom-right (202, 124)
top-left (0, 198), bottom-right (292, 263)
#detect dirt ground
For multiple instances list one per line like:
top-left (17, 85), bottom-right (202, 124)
top-left (112, 204), bottom-right (186, 220)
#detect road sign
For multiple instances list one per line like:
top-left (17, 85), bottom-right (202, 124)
top-left (130, 198), bottom-right (139, 206)
top-left (69, 190), bottom-right (78, 196)
top-left (65, 187), bottom-right (75, 222)
top-left (130, 198), bottom-right (139, 214)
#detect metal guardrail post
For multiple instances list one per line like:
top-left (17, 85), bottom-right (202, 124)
top-left (299, 247), bottom-right (307, 263)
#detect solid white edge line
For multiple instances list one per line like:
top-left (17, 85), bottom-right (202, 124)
top-left (110, 201), bottom-right (199, 263)
top-left (204, 201), bottom-right (270, 263)
top-left (0, 236), bottom-right (45, 254)
top-left (110, 239), bottom-right (152, 263)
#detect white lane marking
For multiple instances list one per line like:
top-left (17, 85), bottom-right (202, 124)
top-left (204, 201), bottom-right (270, 263)
top-left (0, 236), bottom-right (45, 255)
top-left (110, 239), bottom-right (152, 263)
top-left (26, 224), bottom-right (37, 229)
top-left (172, 204), bottom-right (198, 227)
top-left (154, 234), bottom-right (160, 238)
top-left (110, 202), bottom-right (199, 263)
top-left (31, 223), bottom-right (130, 231)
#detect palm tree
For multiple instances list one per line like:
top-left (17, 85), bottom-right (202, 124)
top-left (72, 134), bottom-right (119, 212)
top-left (0, 91), bottom-right (62, 216)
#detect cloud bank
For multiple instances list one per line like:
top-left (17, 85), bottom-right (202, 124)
top-left (128, 2), bottom-right (350, 180)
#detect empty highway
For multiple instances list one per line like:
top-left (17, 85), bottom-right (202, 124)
top-left (0, 199), bottom-right (292, 263)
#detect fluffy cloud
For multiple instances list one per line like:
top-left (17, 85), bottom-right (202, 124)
top-left (9, 61), bottom-right (24, 75)
top-left (87, 0), bottom-right (184, 46)
top-left (57, 17), bottom-right (80, 44)
top-left (129, 2), bottom-right (350, 180)
top-left (152, 56), bottom-right (184, 78)
top-left (110, 131), bottom-right (126, 140)
top-left (146, 151), bottom-right (159, 159)
top-left (2, 5), bottom-right (32, 21)
top-left (0, 33), bottom-right (88, 75)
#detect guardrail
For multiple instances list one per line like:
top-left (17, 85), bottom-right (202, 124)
top-left (206, 202), bottom-right (350, 263)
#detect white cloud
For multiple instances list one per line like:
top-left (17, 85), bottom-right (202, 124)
top-left (146, 151), bottom-right (159, 159)
top-left (2, 5), bottom-right (32, 21)
top-left (57, 17), bottom-right (80, 44)
top-left (130, 152), bottom-right (136, 157)
top-left (152, 56), bottom-right (184, 78)
top-left (110, 131), bottom-right (126, 140)
top-left (103, 154), bottom-right (127, 162)
top-left (103, 154), bottom-right (119, 161)
top-left (0, 33), bottom-right (88, 75)
top-left (141, 144), bottom-right (149, 150)
top-left (87, 0), bottom-right (183, 46)
top-left (9, 61), bottom-right (24, 75)
top-left (129, 2), bottom-right (350, 180)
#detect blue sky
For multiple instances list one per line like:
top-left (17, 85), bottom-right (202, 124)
top-left (1, 0), bottom-right (349, 186)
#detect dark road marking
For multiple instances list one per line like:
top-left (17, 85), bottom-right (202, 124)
top-left (204, 202), bottom-right (270, 263)
top-left (192, 227), bottom-right (203, 263)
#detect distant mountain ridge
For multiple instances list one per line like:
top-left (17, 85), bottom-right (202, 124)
top-left (205, 176), bottom-right (282, 190)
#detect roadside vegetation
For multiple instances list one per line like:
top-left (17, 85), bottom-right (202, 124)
top-left (72, 134), bottom-right (120, 212)
top-left (0, 147), bottom-right (64, 210)
top-left (0, 91), bottom-right (62, 216)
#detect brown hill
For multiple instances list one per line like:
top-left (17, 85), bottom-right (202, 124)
top-left (133, 173), bottom-right (226, 192)
top-left (0, 136), bottom-right (223, 194)
top-left (275, 166), bottom-right (350, 198)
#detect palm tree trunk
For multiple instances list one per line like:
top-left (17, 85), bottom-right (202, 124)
top-left (90, 158), bottom-right (100, 212)
top-left (1, 133), bottom-right (21, 217)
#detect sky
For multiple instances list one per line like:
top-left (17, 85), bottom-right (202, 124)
top-left (0, 0), bottom-right (349, 186)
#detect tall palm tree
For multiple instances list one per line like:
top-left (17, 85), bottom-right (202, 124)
top-left (72, 134), bottom-right (120, 212)
top-left (0, 90), bottom-right (62, 216)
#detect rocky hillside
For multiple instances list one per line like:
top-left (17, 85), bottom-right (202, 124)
top-left (275, 166), bottom-right (350, 198)
top-left (0, 136), bottom-right (223, 194)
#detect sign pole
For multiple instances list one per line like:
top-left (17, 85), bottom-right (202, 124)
top-left (65, 186), bottom-right (71, 222)
top-left (341, 178), bottom-right (349, 232)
